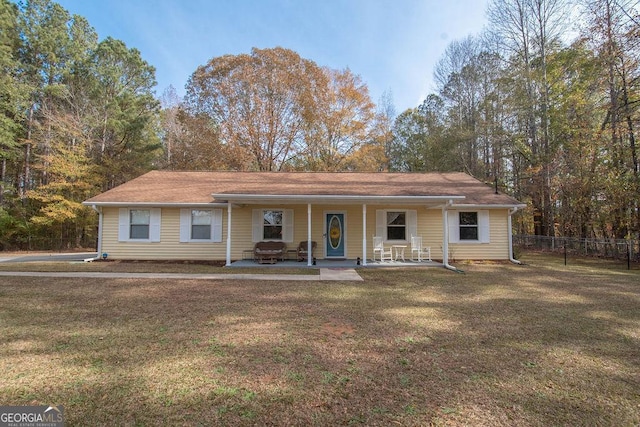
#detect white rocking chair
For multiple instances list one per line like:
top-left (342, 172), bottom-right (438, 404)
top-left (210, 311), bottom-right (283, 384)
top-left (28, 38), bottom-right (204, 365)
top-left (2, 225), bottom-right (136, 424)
top-left (410, 235), bottom-right (431, 262)
top-left (373, 236), bottom-right (393, 262)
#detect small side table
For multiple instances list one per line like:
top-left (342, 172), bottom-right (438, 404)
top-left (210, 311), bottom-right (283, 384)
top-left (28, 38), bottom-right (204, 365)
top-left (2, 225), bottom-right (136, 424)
top-left (392, 245), bottom-right (407, 262)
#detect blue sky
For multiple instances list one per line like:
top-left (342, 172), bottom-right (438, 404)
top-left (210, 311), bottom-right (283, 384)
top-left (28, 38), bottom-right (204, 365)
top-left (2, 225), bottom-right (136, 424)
top-left (54, 0), bottom-right (489, 112)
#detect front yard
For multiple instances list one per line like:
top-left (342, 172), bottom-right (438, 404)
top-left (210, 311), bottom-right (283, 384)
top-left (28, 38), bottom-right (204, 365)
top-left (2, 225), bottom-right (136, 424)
top-left (0, 253), bottom-right (638, 425)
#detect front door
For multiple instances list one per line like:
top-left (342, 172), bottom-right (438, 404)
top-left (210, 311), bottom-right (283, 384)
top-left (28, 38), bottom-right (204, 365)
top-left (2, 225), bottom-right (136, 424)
top-left (325, 212), bottom-right (346, 258)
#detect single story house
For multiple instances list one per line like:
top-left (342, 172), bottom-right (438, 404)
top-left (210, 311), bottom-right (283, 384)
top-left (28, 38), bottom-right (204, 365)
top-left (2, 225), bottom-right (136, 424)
top-left (82, 171), bottom-right (526, 267)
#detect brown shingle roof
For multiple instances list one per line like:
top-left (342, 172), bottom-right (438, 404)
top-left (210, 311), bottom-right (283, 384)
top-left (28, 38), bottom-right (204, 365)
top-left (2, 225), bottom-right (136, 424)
top-left (84, 170), bottom-right (524, 206)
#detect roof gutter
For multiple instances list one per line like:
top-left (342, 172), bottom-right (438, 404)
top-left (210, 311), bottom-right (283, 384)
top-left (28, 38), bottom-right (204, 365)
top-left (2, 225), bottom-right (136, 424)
top-left (442, 200), bottom-right (464, 273)
top-left (451, 203), bottom-right (528, 209)
top-left (81, 202), bottom-right (229, 208)
top-left (211, 194), bottom-right (465, 205)
top-left (508, 206), bottom-right (522, 265)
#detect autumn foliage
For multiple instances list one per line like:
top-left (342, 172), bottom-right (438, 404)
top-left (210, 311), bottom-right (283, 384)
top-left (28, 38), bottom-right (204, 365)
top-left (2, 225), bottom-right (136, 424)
top-left (0, 0), bottom-right (639, 249)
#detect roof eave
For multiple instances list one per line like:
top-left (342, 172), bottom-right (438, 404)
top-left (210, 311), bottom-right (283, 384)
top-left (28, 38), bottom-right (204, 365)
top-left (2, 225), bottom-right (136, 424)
top-left (450, 203), bottom-right (528, 209)
top-left (211, 194), bottom-right (466, 204)
top-left (82, 201), bottom-right (228, 208)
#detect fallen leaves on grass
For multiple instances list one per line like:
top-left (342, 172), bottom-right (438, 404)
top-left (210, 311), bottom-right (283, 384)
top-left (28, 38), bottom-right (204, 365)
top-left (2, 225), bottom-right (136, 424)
top-left (0, 254), bottom-right (638, 426)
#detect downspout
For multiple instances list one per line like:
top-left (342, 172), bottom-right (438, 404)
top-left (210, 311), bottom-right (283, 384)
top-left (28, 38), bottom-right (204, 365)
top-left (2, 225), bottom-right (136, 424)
top-left (508, 207), bottom-right (522, 264)
top-left (85, 205), bottom-right (103, 262)
top-left (226, 203), bottom-right (232, 266)
top-left (442, 200), bottom-right (463, 273)
top-left (307, 204), bottom-right (312, 267)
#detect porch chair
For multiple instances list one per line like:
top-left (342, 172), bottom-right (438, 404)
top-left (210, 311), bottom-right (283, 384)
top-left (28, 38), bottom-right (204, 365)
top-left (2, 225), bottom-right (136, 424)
top-left (410, 235), bottom-right (431, 262)
top-left (297, 240), bottom-right (317, 261)
top-left (373, 236), bottom-right (393, 262)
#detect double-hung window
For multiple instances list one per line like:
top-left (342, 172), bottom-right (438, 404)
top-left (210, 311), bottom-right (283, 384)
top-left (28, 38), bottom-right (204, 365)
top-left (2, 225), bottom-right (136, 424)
top-left (376, 210), bottom-right (417, 242)
top-left (130, 209), bottom-right (150, 239)
top-left (459, 212), bottom-right (479, 240)
top-left (119, 208), bottom-right (161, 242)
top-left (448, 210), bottom-right (490, 243)
top-left (179, 209), bottom-right (223, 242)
top-left (252, 209), bottom-right (293, 242)
top-left (386, 211), bottom-right (406, 240)
top-left (263, 210), bottom-right (283, 240)
top-left (191, 210), bottom-right (212, 240)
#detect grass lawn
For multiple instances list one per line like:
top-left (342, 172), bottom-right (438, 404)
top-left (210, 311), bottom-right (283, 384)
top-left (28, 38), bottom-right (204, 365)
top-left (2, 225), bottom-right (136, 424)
top-left (0, 252), bottom-right (638, 426)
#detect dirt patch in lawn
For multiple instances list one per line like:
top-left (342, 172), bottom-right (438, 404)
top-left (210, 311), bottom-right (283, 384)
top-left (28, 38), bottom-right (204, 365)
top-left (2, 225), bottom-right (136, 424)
top-left (321, 319), bottom-right (356, 338)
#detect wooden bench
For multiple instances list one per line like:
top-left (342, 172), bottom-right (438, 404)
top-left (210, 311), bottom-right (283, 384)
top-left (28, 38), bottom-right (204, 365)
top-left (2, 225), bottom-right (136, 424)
top-left (253, 241), bottom-right (287, 264)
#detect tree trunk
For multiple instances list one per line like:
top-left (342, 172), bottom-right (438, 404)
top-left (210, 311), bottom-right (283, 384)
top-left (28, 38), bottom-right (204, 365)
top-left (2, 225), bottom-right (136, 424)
top-left (20, 106), bottom-right (36, 200)
top-left (0, 157), bottom-right (5, 207)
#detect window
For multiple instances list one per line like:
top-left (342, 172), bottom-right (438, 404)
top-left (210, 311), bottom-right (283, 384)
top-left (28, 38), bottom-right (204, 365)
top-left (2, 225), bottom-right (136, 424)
top-left (118, 208), bottom-right (161, 242)
top-left (386, 211), bottom-right (406, 240)
top-left (263, 210), bottom-right (283, 240)
top-left (191, 210), bottom-right (212, 240)
top-left (376, 210), bottom-right (417, 242)
top-left (459, 212), bottom-right (479, 240)
top-left (179, 209), bottom-right (222, 242)
top-left (252, 209), bottom-right (293, 242)
top-left (447, 210), bottom-right (490, 243)
top-left (130, 209), bottom-right (150, 239)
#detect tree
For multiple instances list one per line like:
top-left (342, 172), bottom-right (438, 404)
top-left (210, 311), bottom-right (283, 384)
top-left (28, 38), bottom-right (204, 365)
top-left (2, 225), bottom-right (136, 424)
top-left (87, 37), bottom-right (161, 190)
top-left (547, 41), bottom-right (606, 238)
top-left (389, 95), bottom-right (452, 172)
top-left (0, 0), bottom-right (22, 207)
top-left (159, 85), bottom-right (181, 168)
top-left (0, 0), bottom-right (161, 249)
top-left (26, 126), bottom-right (98, 249)
top-left (581, 0), bottom-right (640, 238)
top-left (16, 0), bottom-right (85, 196)
top-left (342, 90), bottom-right (395, 172)
top-left (185, 47), bottom-right (325, 171)
top-left (184, 47), bottom-right (380, 172)
top-left (298, 67), bottom-right (376, 171)
top-left (488, 0), bottom-right (570, 236)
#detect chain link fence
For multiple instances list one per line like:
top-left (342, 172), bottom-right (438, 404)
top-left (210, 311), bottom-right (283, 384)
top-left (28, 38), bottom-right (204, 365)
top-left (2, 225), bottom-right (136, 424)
top-left (514, 235), bottom-right (639, 264)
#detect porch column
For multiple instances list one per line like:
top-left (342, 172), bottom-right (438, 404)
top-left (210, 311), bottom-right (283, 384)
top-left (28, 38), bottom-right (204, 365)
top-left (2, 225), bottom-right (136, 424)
top-left (307, 203), bottom-right (312, 266)
top-left (442, 203), bottom-right (449, 265)
top-left (362, 204), bottom-right (367, 266)
top-left (226, 203), bottom-right (232, 266)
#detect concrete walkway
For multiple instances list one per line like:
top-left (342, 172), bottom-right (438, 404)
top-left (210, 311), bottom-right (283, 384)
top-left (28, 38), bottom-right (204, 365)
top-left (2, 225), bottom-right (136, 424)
top-left (0, 268), bottom-right (363, 282)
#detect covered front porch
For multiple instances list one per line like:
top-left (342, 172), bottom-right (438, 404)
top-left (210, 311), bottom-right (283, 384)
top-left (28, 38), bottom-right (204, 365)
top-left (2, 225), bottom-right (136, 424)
top-left (218, 194), bottom-right (462, 268)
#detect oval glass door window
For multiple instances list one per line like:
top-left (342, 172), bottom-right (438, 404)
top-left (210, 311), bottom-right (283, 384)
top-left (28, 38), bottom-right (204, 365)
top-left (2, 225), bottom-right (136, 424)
top-left (329, 215), bottom-right (342, 249)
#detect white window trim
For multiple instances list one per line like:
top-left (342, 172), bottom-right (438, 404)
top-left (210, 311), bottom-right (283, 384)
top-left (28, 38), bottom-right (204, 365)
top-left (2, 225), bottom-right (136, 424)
top-left (252, 209), bottom-right (294, 243)
top-left (448, 210), bottom-right (490, 244)
top-left (118, 208), bottom-right (161, 242)
top-left (375, 209), bottom-right (417, 242)
top-left (179, 208), bottom-right (223, 243)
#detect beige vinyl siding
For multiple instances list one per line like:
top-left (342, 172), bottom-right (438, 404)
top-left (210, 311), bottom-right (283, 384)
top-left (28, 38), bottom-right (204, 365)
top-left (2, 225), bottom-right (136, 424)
top-left (423, 208), bottom-right (445, 260)
top-left (102, 207), bottom-right (227, 260)
top-left (228, 205), bottom-right (323, 260)
top-left (447, 209), bottom-right (510, 260)
top-left (232, 204), bottom-right (420, 260)
top-left (100, 205), bottom-right (512, 261)
top-left (227, 207), bottom-right (254, 259)
top-left (364, 205), bottom-right (441, 260)
top-left (364, 207), bottom-right (510, 261)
